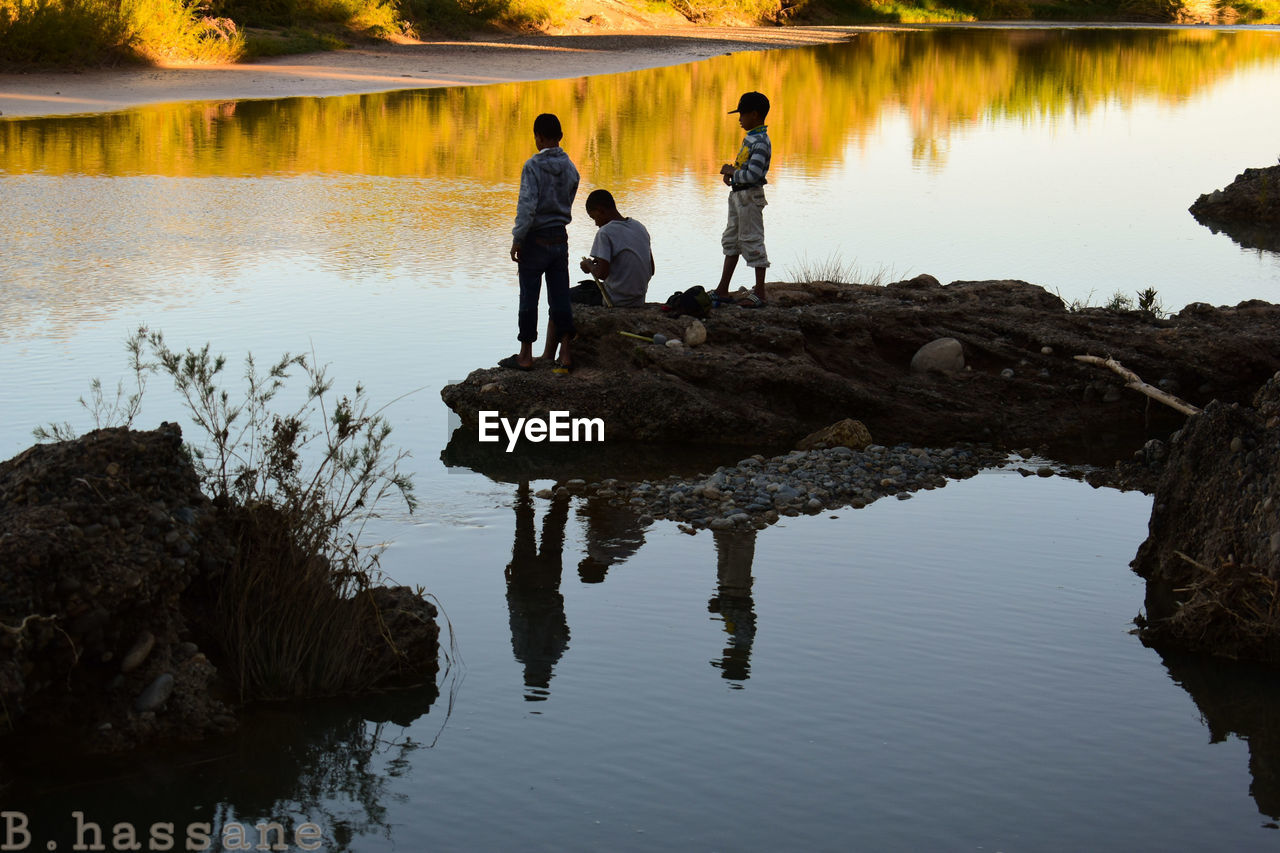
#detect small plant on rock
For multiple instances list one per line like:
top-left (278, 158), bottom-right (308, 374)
top-left (33, 332), bottom-right (149, 441)
top-left (786, 251), bottom-right (897, 286)
top-left (1105, 290), bottom-right (1135, 312)
top-left (1137, 287), bottom-right (1165, 319)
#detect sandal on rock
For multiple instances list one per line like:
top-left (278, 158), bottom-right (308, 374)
top-left (740, 293), bottom-right (766, 309)
top-left (552, 360), bottom-right (573, 375)
top-left (498, 355), bottom-right (534, 371)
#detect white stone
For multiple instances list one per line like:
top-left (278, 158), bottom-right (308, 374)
top-left (684, 319), bottom-right (707, 347)
top-left (910, 337), bottom-right (965, 374)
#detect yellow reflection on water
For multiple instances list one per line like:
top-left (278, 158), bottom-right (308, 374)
top-left (2, 29), bottom-right (1277, 181)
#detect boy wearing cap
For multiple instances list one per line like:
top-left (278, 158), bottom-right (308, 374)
top-left (715, 91), bottom-right (772, 308)
top-left (504, 112), bottom-right (579, 372)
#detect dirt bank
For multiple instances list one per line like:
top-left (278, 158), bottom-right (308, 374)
top-left (0, 26), bottom-right (859, 118)
top-left (1132, 371), bottom-right (1280, 662)
top-left (441, 277), bottom-right (1280, 460)
top-left (0, 424), bottom-right (439, 757)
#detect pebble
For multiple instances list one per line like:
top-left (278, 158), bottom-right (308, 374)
top-left (120, 631), bottom-right (155, 673)
top-left (1001, 368), bottom-right (1015, 379)
top-left (544, 442), bottom-right (1007, 532)
top-left (133, 673), bottom-right (175, 712)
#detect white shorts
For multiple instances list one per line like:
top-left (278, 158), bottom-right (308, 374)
top-left (721, 186), bottom-right (769, 268)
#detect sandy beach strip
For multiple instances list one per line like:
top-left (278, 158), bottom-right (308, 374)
top-left (0, 26), bottom-right (863, 119)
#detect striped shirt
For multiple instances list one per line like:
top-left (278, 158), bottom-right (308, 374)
top-left (730, 125), bottom-right (771, 189)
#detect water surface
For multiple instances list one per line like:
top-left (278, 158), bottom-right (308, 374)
top-left (3, 27), bottom-right (1280, 851)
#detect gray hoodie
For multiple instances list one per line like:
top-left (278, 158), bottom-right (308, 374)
top-left (511, 146), bottom-right (580, 245)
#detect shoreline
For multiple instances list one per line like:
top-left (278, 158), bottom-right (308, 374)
top-left (4, 22), bottom-right (1276, 119)
top-left (0, 26), bottom-right (862, 119)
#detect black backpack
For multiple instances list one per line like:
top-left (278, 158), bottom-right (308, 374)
top-left (661, 285), bottom-right (712, 319)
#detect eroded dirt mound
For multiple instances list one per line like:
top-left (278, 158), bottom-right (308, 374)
top-left (1190, 165), bottom-right (1280, 252)
top-left (442, 278), bottom-right (1280, 460)
top-left (0, 424), bottom-right (234, 751)
top-left (1, 425), bottom-right (442, 756)
top-left (1131, 372), bottom-right (1280, 662)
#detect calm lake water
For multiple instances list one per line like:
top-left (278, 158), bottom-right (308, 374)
top-left (3, 25), bottom-right (1280, 851)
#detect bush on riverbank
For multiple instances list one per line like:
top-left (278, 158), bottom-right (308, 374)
top-left (0, 0), bottom-right (244, 66)
top-left (11, 328), bottom-right (436, 736)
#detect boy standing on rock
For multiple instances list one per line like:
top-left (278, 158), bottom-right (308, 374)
top-left (504, 112), bottom-right (579, 372)
top-left (714, 91), bottom-right (771, 308)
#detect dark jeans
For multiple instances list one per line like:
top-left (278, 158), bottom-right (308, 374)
top-left (517, 232), bottom-right (575, 343)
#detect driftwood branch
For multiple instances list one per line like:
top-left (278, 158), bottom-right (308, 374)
top-left (1073, 355), bottom-right (1202, 416)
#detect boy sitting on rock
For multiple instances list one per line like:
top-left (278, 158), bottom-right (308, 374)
top-left (574, 189), bottom-right (655, 308)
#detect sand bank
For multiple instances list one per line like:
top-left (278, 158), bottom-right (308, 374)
top-left (0, 26), bottom-right (861, 119)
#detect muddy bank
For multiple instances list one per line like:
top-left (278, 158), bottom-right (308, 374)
top-left (0, 424), bottom-right (438, 757)
top-left (442, 277), bottom-right (1280, 457)
top-left (1132, 371), bottom-right (1280, 662)
top-left (1190, 164), bottom-right (1280, 252)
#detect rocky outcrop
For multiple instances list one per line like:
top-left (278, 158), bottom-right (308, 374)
top-left (1190, 164), bottom-right (1280, 252)
top-left (0, 424), bottom-right (234, 751)
top-left (0, 424), bottom-right (439, 755)
top-left (1132, 372), bottom-right (1280, 662)
top-left (442, 278), bottom-right (1280, 460)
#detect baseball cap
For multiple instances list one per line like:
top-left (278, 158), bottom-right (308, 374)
top-left (729, 92), bottom-right (770, 115)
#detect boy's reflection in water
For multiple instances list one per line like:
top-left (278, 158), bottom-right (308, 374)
top-left (505, 482), bottom-right (570, 702)
top-left (707, 529), bottom-right (758, 686)
top-left (505, 484), bottom-right (757, 696)
top-left (575, 495), bottom-right (650, 584)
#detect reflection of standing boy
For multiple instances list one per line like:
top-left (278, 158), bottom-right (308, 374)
top-left (504, 112), bottom-right (579, 372)
top-left (715, 91), bottom-right (771, 308)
